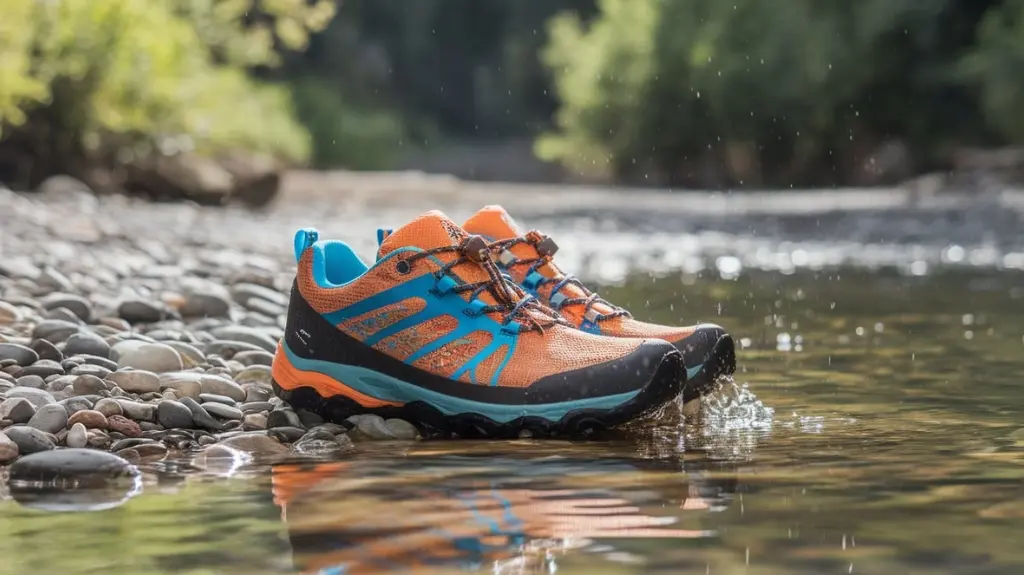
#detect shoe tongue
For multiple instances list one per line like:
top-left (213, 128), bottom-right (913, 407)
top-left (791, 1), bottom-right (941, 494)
top-left (464, 205), bottom-right (615, 321)
top-left (463, 205), bottom-right (522, 240)
top-left (377, 210), bottom-right (469, 259)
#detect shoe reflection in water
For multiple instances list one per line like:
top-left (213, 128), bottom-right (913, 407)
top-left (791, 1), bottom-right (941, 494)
top-left (271, 454), bottom-right (738, 574)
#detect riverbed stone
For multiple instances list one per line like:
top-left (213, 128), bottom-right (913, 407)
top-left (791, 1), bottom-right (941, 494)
top-left (67, 409), bottom-right (108, 430)
top-left (0, 343), bottom-right (38, 366)
top-left (66, 422), bottom-right (89, 448)
top-left (107, 369), bottom-right (161, 394)
top-left (0, 431), bottom-right (19, 463)
top-left (0, 397), bottom-right (36, 424)
top-left (64, 331), bottom-right (111, 359)
top-left (156, 400), bottom-right (194, 429)
top-left (3, 425), bottom-right (55, 454)
top-left (9, 448), bottom-right (137, 482)
top-left (27, 403), bottom-right (69, 434)
top-left (115, 343), bottom-right (183, 373)
top-left (6, 388), bottom-right (55, 408)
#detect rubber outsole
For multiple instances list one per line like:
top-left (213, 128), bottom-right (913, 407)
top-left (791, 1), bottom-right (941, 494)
top-left (272, 350), bottom-right (686, 439)
top-left (681, 333), bottom-right (737, 403)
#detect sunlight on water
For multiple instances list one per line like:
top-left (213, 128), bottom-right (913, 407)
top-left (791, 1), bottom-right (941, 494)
top-left (684, 377), bottom-right (775, 461)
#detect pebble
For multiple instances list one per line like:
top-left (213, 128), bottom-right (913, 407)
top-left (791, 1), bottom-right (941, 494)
top-left (6, 388), bottom-right (56, 408)
top-left (15, 374), bottom-right (45, 389)
top-left (64, 331), bottom-right (111, 358)
top-left (71, 374), bottom-right (107, 395)
top-left (0, 431), bottom-right (20, 462)
top-left (20, 359), bottom-right (65, 378)
top-left (31, 319), bottom-right (80, 343)
top-left (157, 400), bottom-right (194, 429)
top-left (267, 409), bottom-right (303, 429)
top-left (233, 350), bottom-right (274, 366)
top-left (29, 339), bottom-right (63, 362)
top-left (197, 374), bottom-right (246, 402)
top-left (58, 396), bottom-right (95, 415)
top-left (204, 402), bottom-right (243, 420)
top-left (164, 341), bottom-right (206, 367)
top-left (9, 449), bottom-right (137, 482)
top-left (117, 299), bottom-right (165, 324)
top-left (218, 433), bottom-right (288, 455)
top-left (27, 403), bottom-right (69, 434)
top-left (93, 397), bottom-right (124, 417)
top-left (114, 399), bottom-right (156, 422)
top-left (107, 415), bottom-right (142, 438)
top-left (38, 293), bottom-right (92, 322)
top-left (116, 343), bottom-right (184, 373)
top-left (198, 393), bottom-right (237, 406)
top-left (66, 422), bottom-right (89, 448)
top-left (179, 397), bottom-right (223, 431)
top-left (107, 369), bottom-right (161, 394)
top-left (0, 343), bottom-right (39, 366)
top-left (3, 425), bottom-right (56, 454)
top-left (67, 410), bottom-right (108, 429)
top-left (0, 397), bottom-right (36, 423)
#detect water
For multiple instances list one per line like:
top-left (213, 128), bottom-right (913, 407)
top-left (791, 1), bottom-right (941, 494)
top-left (3, 266), bottom-right (1024, 575)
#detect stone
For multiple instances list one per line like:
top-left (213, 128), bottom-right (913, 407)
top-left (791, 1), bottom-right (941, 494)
top-left (38, 293), bottom-right (92, 322)
top-left (0, 301), bottom-right (22, 325)
top-left (268, 426), bottom-right (305, 442)
top-left (197, 374), bottom-right (246, 402)
top-left (203, 340), bottom-right (267, 359)
top-left (27, 403), bottom-right (69, 434)
top-left (241, 401), bottom-right (274, 413)
top-left (109, 438), bottom-right (155, 452)
top-left (231, 283), bottom-right (288, 310)
top-left (232, 350), bottom-right (274, 366)
top-left (158, 372), bottom-right (203, 398)
top-left (241, 412), bottom-right (267, 430)
top-left (58, 396), bottom-right (94, 416)
top-left (64, 331), bottom-right (111, 359)
top-left (198, 393), bottom-right (237, 406)
top-left (31, 319), bottom-right (80, 343)
top-left (296, 409), bottom-right (324, 428)
top-left (0, 431), bottom-right (19, 463)
top-left (117, 299), bottom-right (165, 324)
top-left (67, 409), bottom-right (108, 430)
top-left (350, 414), bottom-right (395, 440)
top-left (29, 339), bottom-right (63, 362)
top-left (15, 374), bottom-right (45, 389)
top-left (107, 370), bottom-right (161, 394)
top-left (133, 442), bottom-right (169, 460)
top-left (75, 354), bottom-right (118, 371)
top-left (156, 400), bottom-right (194, 429)
top-left (236, 365), bottom-right (272, 385)
top-left (107, 415), bottom-right (142, 438)
top-left (267, 409), bottom-right (303, 429)
top-left (208, 326), bottom-right (278, 352)
top-left (244, 385), bottom-right (272, 402)
top-left (6, 388), bottom-right (56, 408)
top-left (0, 397), bottom-right (36, 424)
top-left (164, 341), bottom-right (206, 367)
top-left (179, 397), bottom-right (223, 431)
top-left (71, 374), bottom-right (107, 395)
top-left (9, 449), bottom-right (138, 482)
top-left (3, 425), bottom-right (55, 454)
top-left (204, 402), bottom-right (243, 420)
top-left (179, 281), bottom-right (232, 318)
top-left (385, 418), bottom-right (420, 440)
top-left (70, 363), bottom-right (112, 379)
top-left (46, 307), bottom-right (82, 323)
top-left (0, 343), bottom-right (38, 366)
top-left (20, 359), bottom-right (64, 378)
top-left (113, 399), bottom-right (156, 422)
top-left (66, 422), bottom-right (89, 448)
top-left (116, 343), bottom-right (183, 373)
top-left (93, 398), bottom-right (124, 418)
top-left (218, 432), bottom-right (288, 455)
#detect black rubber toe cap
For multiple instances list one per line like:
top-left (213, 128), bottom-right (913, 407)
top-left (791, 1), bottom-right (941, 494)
top-left (671, 323), bottom-right (737, 372)
top-left (526, 340), bottom-right (684, 404)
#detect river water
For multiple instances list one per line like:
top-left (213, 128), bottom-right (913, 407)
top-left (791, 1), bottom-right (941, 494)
top-left (2, 188), bottom-right (1024, 574)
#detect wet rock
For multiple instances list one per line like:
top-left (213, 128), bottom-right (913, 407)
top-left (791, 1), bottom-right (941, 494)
top-left (236, 365), bottom-right (272, 385)
top-left (204, 402), bottom-right (243, 420)
top-left (296, 409), bottom-right (324, 428)
top-left (107, 369), bottom-right (161, 394)
top-left (197, 374), bottom-right (245, 402)
top-left (215, 431), bottom-right (287, 454)
top-left (115, 343), bottom-right (183, 373)
top-left (6, 388), bottom-right (56, 408)
top-left (241, 401), bottom-right (274, 413)
top-left (113, 399), bottom-right (156, 422)
top-left (21, 359), bottom-right (64, 378)
top-left (117, 299), bottom-right (165, 324)
top-left (109, 438), bottom-right (156, 452)
top-left (0, 343), bottom-right (38, 366)
top-left (385, 419), bottom-right (420, 440)
top-left (163, 341), bottom-right (205, 367)
top-left (156, 400), bottom-right (194, 429)
top-left (244, 385), bottom-right (272, 403)
top-left (9, 449), bottom-right (137, 482)
top-left (0, 397), bottom-right (36, 424)
top-left (0, 431), bottom-right (20, 463)
top-left (67, 409), bottom-right (108, 430)
top-left (133, 442), bottom-right (169, 460)
top-left (107, 415), bottom-right (142, 438)
top-left (3, 425), bottom-right (55, 454)
top-left (348, 414), bottom-right (398, 440)
top-left (27, 403), bottom-right (69, 434)
top-left (64, 331), bottom-right (111, 358)
top-left (241, 412), bottom-right (267, 430)
top-left (66, 422), bottom-right (88, 448)
top-left (179, 397), bottom-right (223, 431)
top-left (267, 409), bottom-right (303, 429)
top-left (268, 426), bottom-right (306, 442)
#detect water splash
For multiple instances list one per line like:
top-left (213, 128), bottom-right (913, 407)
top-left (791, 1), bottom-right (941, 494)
top-left (684, 377), bottom-right (776, 461)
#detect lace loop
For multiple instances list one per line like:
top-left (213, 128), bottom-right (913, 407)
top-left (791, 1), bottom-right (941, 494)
top-left (402, 235), bottom-right (567, 333)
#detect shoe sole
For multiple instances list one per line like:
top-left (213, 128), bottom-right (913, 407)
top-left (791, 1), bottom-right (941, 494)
top-left (681, 333), bottom-right (737, 403)
top-left (271, 342), bottom-right (685, 438)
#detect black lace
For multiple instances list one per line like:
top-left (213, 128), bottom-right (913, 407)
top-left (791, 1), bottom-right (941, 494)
top-left (489, 233), bottom-right (632, 324)
top-left (402, 236), bottom-right (567, 333)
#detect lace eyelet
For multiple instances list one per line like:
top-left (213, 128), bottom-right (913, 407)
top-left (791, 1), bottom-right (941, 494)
top-left (395, 260), bottom-right (412, 275)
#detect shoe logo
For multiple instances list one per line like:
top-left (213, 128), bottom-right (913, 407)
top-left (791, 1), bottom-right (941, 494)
top-left (296, 329), bottom-right (311, 347)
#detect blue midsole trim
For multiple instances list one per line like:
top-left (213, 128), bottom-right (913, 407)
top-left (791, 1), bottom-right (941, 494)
top-left (281, 343), bottom-right (641, 424)
top-left (686, 363), bottom-right (703, 380)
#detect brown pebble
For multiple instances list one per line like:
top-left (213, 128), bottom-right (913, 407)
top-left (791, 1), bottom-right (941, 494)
top-left (115, 447), bottom-right (142, 464)
top-left (67, 409), bottom-right (109, 430)
top-left (133, 443), bottom-right (169, 461)
top-left (107, 414), bottom-right (142, 438)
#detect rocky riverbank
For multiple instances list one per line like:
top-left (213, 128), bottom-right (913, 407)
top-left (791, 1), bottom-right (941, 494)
top-left (0, 184), bottom-right (424, 477)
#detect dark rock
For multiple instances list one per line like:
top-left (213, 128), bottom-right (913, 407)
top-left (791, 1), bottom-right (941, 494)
top-left (31, 319), bottom-right (80, 343)
top-left (9, 449), bottom-right (137, 483)
top-left (64, 331), bottom-right (111, 359)
top-left (38, 293), bottom-right (92, 323)
top-left (179, 397), bottom-right (223, 431)
top-left (3, 425), bottom-right (56, 454)
top-left (0, 343), bottom-right (38, 366)
top-left (156, 400), bottom-right (194, 429)
top-left (29, 339), bottom-right (63, 362)
top-left (27, 403), bottom-right (69, 434)
top-left (117, 299), bottom-right (165, 324)
top-left (0, 397), bottom-right (36, 424)
top-left (20, 359), bottom-right (64, 378)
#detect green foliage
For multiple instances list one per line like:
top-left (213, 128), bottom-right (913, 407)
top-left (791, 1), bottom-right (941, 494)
top-left (0, 0), bottom-right (337, 176)
top-left (539, 0), bottom-right (1016, 186)
top-left (960, 0), bottom-right (1024, 143)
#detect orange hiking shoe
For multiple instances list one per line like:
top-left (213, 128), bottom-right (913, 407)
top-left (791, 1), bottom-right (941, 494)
top-left (272, 210), bottom-right (686, 438)
top-left (460, 205), bottom-right (736, 403)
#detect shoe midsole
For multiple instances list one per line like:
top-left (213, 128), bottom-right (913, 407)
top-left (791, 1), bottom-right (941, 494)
top-left (273, 342), bottom-right (642, 424)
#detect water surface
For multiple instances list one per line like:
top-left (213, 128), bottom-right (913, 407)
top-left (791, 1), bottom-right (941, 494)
top-left (2, 267), bottom-right (1023, 575)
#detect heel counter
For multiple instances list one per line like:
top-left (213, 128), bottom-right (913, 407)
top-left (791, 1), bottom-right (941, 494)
top-left (283, 278), bottom-right (336, 360)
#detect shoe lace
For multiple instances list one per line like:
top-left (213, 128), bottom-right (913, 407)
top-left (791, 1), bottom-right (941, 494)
top-left (403, 235), bottom-right (568, 333)
top-left (489, 231), bottom-right (632, 325)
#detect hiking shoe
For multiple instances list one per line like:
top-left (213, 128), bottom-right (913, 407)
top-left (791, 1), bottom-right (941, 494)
top-left (460, 205), bottom-right (736, 403)
top-left (272, 210), bottom-right (686, 437)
